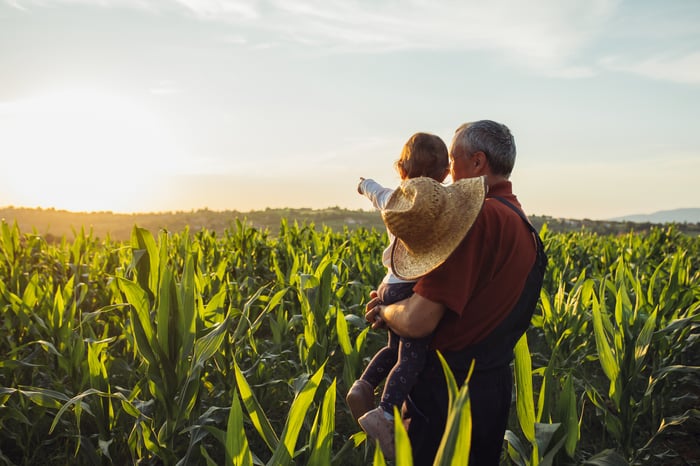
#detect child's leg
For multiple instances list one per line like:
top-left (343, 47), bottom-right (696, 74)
top-left (359, 330), bottom-right (399, 387)
top-left (358, 281), bottom-right (414, 387)
top-left (378, 335), bottom-right (432, 415)
top-left (377, 281), bottom-right (415, 305)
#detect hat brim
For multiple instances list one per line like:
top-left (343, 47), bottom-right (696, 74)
top-left (390, 176), bottom-right (486, 280)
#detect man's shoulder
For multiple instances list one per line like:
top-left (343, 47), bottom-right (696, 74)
top-left (473, 196), bottom-right (532, 245)
top-left (481, 196), bottom-right (522, 222)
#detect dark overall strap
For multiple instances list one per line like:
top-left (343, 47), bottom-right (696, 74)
top-left (436, 196), bottom-right (548, 373)
top-left (492, 196), bottom-right (539, 237)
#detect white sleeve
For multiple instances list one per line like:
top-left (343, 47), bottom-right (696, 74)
top-left (358, 178), bottom-right (395, 210)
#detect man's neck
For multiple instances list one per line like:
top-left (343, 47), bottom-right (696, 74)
top-left (484, 174), bottom-right (508, 189)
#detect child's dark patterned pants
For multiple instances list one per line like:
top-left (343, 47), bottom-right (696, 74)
top-left (359, 281), bottom-right (433, 413)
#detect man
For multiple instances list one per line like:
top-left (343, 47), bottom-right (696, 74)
top-left (365, 120), bottom-right (547, 465)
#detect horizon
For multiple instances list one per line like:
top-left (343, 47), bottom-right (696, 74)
top-left (3, 203), bottom-right (700, 223)
top-left (1, 1), bottom-right (699, 220)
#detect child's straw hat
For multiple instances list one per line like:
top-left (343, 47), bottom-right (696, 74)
top-left (382, 176), bottom-right (486, 280)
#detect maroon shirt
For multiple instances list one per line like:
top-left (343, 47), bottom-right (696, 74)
top-left (413, 180), bottom-right (537, 351)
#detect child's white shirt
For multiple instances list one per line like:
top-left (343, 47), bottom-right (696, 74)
top-left (358, 178), bottom-right (416, 285)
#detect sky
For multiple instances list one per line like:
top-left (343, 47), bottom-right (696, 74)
top-left (1, 0), bottom-right (698, 220)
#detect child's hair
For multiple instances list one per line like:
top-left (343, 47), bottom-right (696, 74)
top-left (395, 132), bottom-right (449, 182)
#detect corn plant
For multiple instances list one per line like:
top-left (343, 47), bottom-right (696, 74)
top-left (369, 352), bottom-right (475, 465)
top-left (0, 219), bottom-right (697, 465)
top-left (584, 251), bottom-right (699, 463)
top-left (506, 333), bottom-right (577, 466)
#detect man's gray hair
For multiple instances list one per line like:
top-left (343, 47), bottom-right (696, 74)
top-left (454, 120), bottom-right (516, 178)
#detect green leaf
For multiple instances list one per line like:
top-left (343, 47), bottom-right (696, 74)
top-left (558, 374), bottom-right (579, 458)
top-left (227, 387), bottom-right (253, 466)
top-left (156, 264), bottom-right (174, 361)
top-left (634, 309), bottom-right (657, 372)
top-left (130, 226), bottom-right (159, 295)
top-left (393, 406), bottom-right (413, 465)
top-left (178, 252), bottom-right (197, 365)
top-left (129, 305), bottom-right (159, 369)
top-left (308, 379), bottom-right (336, 466)
top-left (50, 388), bottom-right (101, 433)
top-left (336, 307), bottom-right (353, 356)
top-left (233, 360), bottom-right (279, 451)
top-left (372, 440), bottom-right (387, 465)
top-left (582, 449), bottom-right (628, 466)
top-left (591, 295), bottom-right (620, 405)
top-left (21, 387), bottom-right (69, 410)
top-left (117, 277), bottom-right (157, 363)
top-left (436, 351), bottom-right (459, 411)
top-left (434, 378), bottom-right (473, 466)
top-left (266, 363), bottom-right (325, 466)
top-left (504, 430), bottom-right (528, 466)
top-left (539, 434), bottom-right (567, 466)
top-left (534, 422), bottom-right (561, 457)
top-left (640, 409), bottom-right (700, 452)
top-left (514, 334), bottom-right (536, 443)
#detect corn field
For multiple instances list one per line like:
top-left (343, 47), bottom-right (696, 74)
top-left (0, 218), bottom-right (698, 465)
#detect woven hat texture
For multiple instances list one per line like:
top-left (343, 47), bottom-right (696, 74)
top-left (382, 176), bottom-right (486, 280)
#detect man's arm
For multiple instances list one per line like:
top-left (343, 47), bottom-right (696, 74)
top-left (365, 291), bottom-right (445, 338)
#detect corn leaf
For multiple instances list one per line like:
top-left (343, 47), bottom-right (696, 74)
top-left (266, 363), bottom-right (325, 466)
top-left (226, 387), bottom-right (253, 466)
top-left (233, 360), bottom-right (279, 451)
top-left (591, 295), bottom-right (620, 405)
top-left (436, 351), bottom-right (459, 411)
top-left (514, 334), bottom-right (536, 444)
top-left (559, 374), bottom-right (579, 457)
top-left (372, 440), bottom-right (387, 465)
top-left (178, 252), bottom-right (197, 365)
top-left (634, 309), bottom-right (657, 372)
top-left (308, 379), bottom-right (336, 466)
top-left (393, 406), bottom-right (413, 465)
top-left (433, 378), bottom-right (472, 466)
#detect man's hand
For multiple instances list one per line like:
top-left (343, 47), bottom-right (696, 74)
top-left (364, 290), bottom-right (386, 329)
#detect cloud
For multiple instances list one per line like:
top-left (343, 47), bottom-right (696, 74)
top-left (149, 80), bottom-right (182, 95)
top-left (7, 0), bottom-right (698, 85)
top-left (187, 0), bottom-right (699, 86)
top-left (3, 0), bottom-right (28, 10)
top-left (173, 0), bottom-right (258, 20)
top-left (4, 0), bottom-right (159, 11)
top-left (221, 34), bottom-right (248, 45)
top-left (600, 52), bottom-right (700, 85)
top-left (255, 0), bottom-right (618, 60)
top-left (6, 0), bottom-right (614, 60)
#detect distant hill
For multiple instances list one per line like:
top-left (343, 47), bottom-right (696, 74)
top-left (1, 206), bottom-right (699, 242)
top-left (609, 208), bottom-right (700, 224)
top-left (0, 206), bottom-right (387, 242)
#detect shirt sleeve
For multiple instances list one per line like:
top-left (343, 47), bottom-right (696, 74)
top-left (358, 178), bottom-right (395, 210)
top-left (413, 217), bottom-right (490, 315)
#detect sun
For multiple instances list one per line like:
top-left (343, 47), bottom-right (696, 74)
top-left (0, 89), bottom-right (181, 213)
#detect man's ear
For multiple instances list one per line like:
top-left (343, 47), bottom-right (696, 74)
top-left (472, 151), bottom-right (488, 173)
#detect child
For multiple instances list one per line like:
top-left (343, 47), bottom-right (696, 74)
top-left (347, 132), bottom-right (450, 457)
top-left (353, 173), bottom-right (487, 460)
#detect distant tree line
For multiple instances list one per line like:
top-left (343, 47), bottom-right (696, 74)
top-left (1, 206), bottom-right (698, 243)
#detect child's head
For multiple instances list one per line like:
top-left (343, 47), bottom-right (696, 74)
top-left (395, 132), bottom-right (449, 182)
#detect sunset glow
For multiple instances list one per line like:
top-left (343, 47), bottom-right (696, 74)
top-left (1, 0), bottom-right (698, 218)
top-left (1, 90), bottom-right (181, 212)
